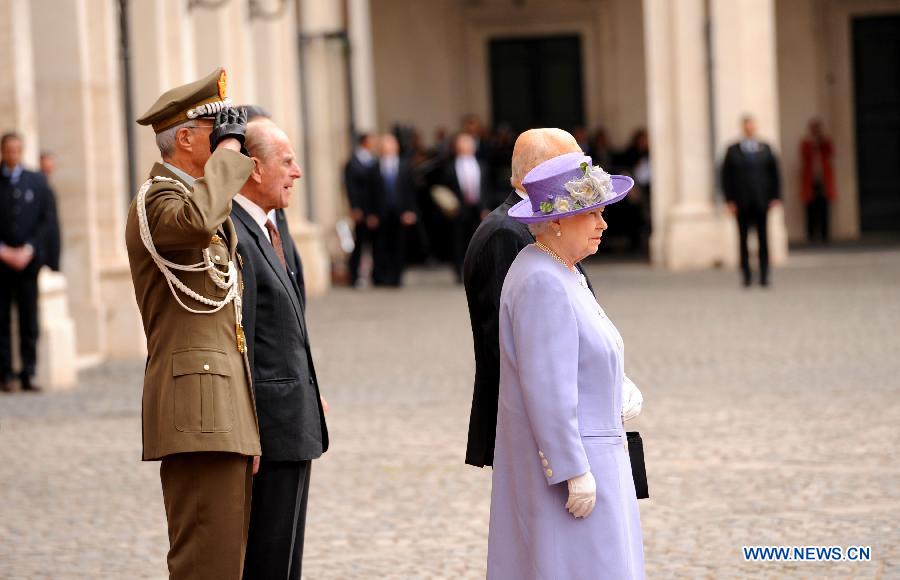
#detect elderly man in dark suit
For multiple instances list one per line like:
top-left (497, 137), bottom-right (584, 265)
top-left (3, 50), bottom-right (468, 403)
top-left (0, 132), bottom-right (60, 393)
top-left (231, 118), bottom-right (329, 580)
top-left (722, 115), bottom-right (782, 287)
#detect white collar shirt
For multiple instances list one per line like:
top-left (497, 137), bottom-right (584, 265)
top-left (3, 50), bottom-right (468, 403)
top-left (234, 194), bottom-right (277, 243)
top-left (455, 155), bottom-right (481, 204)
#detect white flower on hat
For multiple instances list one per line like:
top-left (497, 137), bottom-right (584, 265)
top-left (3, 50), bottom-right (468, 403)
top-left (564, 163), bottom-right (614, 207)
top-left (554, 197), bottom-right (571, 212)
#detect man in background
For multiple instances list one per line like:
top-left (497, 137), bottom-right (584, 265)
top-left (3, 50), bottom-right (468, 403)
top-left (0, 132), bottom-right (60, 393)
top-left (344, 133), bottom-right (377, 286)
top-left (722, 115), bottom-right (781, 287)
top-left (800, 119), bottom-right (836, 243)
top-left (367, 133), bottom-right (417, 287)
top-left (39, 151), bottom-right (56, 179)
top-left (445, 133), bottom-right (488, 283)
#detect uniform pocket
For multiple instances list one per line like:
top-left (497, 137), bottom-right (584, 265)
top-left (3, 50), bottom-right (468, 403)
top-left (172, 348), bottom-right (234, 433)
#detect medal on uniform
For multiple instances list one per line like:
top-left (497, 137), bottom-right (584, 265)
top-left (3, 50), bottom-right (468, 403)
top-left (236, 323), bottom-right (246, 353)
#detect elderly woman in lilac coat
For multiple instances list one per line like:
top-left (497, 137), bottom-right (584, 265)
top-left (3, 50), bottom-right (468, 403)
top-left (487, 152), bottom-right (645, 579)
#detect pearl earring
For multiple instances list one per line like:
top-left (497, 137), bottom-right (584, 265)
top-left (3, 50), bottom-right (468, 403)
top-left (556, 231), bottom-right (561, 237)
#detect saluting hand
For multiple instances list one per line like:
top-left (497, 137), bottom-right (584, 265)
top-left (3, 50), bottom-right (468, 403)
top-left (210, 107), bottom-right (248, 154)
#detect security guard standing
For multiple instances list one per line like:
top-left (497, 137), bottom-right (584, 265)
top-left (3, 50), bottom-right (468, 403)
top-left (124, 68), bottom-right (261, 579)
top-left (0, 132), bottom-right (60, 393)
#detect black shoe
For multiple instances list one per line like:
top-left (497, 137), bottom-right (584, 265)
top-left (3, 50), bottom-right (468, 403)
top-left (20, 376), bottom-right (42, 393)
top-left (0, 379), bottom-right (11, 393)
top-left (760, 278), bottom-right (770, 288)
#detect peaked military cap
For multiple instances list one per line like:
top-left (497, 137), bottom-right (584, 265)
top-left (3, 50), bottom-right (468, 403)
top-left (137, 68), bottom-right (232, 133)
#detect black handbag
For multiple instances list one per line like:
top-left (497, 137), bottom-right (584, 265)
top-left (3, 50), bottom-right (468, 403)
top-left (627, 431), bottom-right (649, 499)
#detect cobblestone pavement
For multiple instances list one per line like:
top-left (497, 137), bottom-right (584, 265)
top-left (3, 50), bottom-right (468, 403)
top-left (1, 247), bottom-right (899, 579)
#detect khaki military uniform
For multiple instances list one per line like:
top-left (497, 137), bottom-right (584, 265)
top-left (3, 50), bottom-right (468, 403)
top-left (126, 67), bottom-right (261, 580)
top-left (126, 152), bottom-right (260, 461)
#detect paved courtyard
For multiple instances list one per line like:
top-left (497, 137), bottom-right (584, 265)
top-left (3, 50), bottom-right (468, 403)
top-left (1, 246), bottom-right (898, 579)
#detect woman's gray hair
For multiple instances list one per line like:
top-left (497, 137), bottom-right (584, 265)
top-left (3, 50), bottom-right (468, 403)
top-left (155, 120), bottom-right (193, 159)
top-left (527, 221), bottom-right (554, 237)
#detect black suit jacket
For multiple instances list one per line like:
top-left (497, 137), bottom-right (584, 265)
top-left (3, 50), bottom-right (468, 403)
top-left (368, 159), bottom-right (417, 220)
top-left (344, 153), bottom-right (372, 212)
top-left (233, 204), bottom-right (328, 462)
top-left (721, 141), bottom-right (781, 211)
top-left (0, 167), bottom-right (61, 272)
top-left (462, 192), bottom-right (593, 467)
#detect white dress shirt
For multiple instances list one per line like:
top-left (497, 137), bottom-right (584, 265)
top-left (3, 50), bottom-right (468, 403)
top-left (234, 194), bottom-right (276, 243)
top-left (455, 155), bottom-right (481, 204)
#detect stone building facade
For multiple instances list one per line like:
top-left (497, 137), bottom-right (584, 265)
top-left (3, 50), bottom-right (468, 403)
top-left (1, 0), bottom-right (897, 387)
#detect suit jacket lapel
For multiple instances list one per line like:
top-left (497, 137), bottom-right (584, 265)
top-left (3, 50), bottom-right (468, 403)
top-left (232, 203), bottom-right (305, 328)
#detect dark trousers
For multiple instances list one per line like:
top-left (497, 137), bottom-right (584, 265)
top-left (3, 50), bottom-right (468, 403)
top-left (806, 182), bottom-right (830, 243)
top-left (243, 459), bottom-right (312, 580)
top-left (0, 265), bottom-right (39, 379)
top-left (347, 221), bottom-right (368, 286)
top-left (160, 452), bottom-right (253, 580)
top-left (736, 207), bottom-right (770, 285)
top-left (372, 215), bottom-right (407, 287)
top-left (452, 205), bottom-right (481, 282)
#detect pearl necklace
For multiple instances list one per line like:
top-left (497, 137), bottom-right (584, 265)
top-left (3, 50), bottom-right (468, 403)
top-left (535, 241), bottom-right (574, 270)
top-left (534, 242), bottom-right (589, 289)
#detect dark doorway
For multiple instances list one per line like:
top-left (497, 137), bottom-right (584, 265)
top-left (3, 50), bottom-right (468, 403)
top-left (489, 35), bottom-right (585, 132)
top-left (852, 15), bottom-right (900, 232)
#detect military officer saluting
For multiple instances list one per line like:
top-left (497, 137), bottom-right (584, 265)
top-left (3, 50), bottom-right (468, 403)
top-left (125, 68), bottom-right (261, 579)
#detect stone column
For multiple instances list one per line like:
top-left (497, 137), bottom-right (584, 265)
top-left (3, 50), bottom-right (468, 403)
top-left (86, 0), bottom-right (145, 358)
top-left (129, 0), bottom-right (197, 177)
top-left (31, 0), bottom-right (106, 361)
top-left (347, 0), bottom-right (378, 134)
top-left (643, 0), bottom-right (722, 269)
top-left (251, 0), bottom-right (330, 296)
top-left (711, 0), bottom-right (787, 266)
top-left (0, 0), bottom-right (38, 165)
top-left (294, 0), bottom-right (354, 295)
top-left (192, 0), bottom-right (256, 104)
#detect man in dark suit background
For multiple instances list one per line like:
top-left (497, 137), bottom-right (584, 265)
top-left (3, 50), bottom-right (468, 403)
top-left (367, 133), bottom-right (418, 287)
top-left (231, 118), bottom-right (329, 580)
top-left (463, 128), bottom-right (583, 467)
top-left (722, 115), bottom-right (781, 287)
top-left (0, 132), bottom-right (60, 393)
top-left (344, 133), bottom-right (377, 286)
top-left (445, 133), bottom-right (489, 283)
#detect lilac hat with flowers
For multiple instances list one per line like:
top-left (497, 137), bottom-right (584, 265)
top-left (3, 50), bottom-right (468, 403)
top-left (508, 152), bottom-right (634, 223)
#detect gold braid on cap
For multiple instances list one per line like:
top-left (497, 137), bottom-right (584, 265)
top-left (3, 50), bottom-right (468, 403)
top-left (186, 97), bottom-right (234, 119)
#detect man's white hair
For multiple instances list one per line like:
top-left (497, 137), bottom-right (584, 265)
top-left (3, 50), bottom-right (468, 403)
top-left (510, 128), bottom-right (581, 192)
top-left (155, 120), bottom-right (193, 159)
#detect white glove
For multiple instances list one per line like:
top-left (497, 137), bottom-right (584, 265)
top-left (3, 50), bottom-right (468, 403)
top-left (565, 471), bottom-right (596, 518)
top-left (621, 375), bottom-right (643, 423)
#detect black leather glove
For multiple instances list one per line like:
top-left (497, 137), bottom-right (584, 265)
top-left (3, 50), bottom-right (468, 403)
top-left (209, 107), bottom-right (248, 154)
